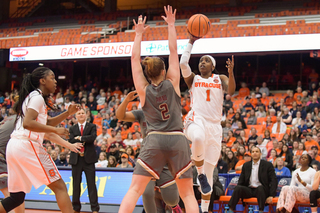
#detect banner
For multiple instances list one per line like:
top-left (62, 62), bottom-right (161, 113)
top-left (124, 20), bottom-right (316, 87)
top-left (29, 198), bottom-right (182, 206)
top-left (0, 168), bottom-right (143, 205)
top-left (9, 33), bottom-right (320, 61)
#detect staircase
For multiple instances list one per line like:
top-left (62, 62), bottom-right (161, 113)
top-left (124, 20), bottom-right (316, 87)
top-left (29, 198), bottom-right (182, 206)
top-left (11, 0), bottom-right (44, 18)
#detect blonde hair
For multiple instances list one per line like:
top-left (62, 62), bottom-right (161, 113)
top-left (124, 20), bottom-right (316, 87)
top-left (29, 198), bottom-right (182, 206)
top-left (142, 57), bottom-right (165, 80)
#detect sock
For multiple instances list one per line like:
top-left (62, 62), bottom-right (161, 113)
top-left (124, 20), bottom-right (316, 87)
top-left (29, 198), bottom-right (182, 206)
top-left (197, 165), bottom-right (204, 175)
top-left (201, 199), bottom-right (210, 212)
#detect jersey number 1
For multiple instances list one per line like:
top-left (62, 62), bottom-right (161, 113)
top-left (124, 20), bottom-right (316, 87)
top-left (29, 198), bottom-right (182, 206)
top-left (206, 90), bottom-right (210, 102)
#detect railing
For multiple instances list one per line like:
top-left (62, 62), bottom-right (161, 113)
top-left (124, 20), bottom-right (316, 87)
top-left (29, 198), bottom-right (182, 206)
top-left (11, 0), bottom-right (42, 18)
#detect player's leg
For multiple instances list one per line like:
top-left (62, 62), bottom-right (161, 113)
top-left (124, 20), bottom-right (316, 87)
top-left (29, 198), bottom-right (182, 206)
top-left (175, 178), bottom-right (199, 213)
top-left (0, 188), bottom-right (25, 213)
top-left (186, 122), bottom-right (211, 194)
top-left (142, 180), bottom-right (157, 213)
top-left (119, 174), bottom-right (152, 213)
top-left (200, 162), bottom-right (215, 213)
top-left (48, 179), bottom-right (73, 213)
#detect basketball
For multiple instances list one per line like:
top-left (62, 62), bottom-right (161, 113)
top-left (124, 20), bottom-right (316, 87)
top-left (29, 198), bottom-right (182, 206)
top-left (187, 14), bottom-right (211, 38)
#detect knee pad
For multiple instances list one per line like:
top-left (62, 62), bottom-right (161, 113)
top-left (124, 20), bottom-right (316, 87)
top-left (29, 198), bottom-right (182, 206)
top-left (2, 192), bottom-right (25, 212)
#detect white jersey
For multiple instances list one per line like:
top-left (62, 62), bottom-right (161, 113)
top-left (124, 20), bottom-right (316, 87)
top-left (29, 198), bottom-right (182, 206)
top-left (189, 74), bottom-right (223, 123)
top-left (11, 89), bottom-right (48, 144)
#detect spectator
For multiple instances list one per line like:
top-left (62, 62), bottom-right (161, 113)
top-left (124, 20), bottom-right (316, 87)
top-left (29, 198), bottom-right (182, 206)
top-left (298, 119), bottom-right (308, 132)
top-left (309, 69), bottom-right (319, 89)
top-left (109, 114), bottom-right (118, 128)
top-left (280, 144), bottom-right (293, 171)
top-left (228, 146), bottom-right (277, 212)
top-left (55, 152), bottom-right (69, 166)
top-left (238, 82), bottom-right (250, 98)
top-left (259, 82), bottom-right (270, 96)
top-left (108, 96), bottom-right (116, 109)
top-left (107, 128), bottom-right (116, 145)
top-left (292, 104), bottom-right (307, 120)
top-left (50, 150), bottom-right (59, 165)
top-left (86, 110), bottom-right (94, 123)
top-left (247, 128), bottom-right (258, 145)
top-left (264, 129), bottom-right (272, 141)
top-left (312, 120), bottom-right (320, 132)
top-left (116, 153), bottom-right (132, 168)
top-left (231, 112), bottom-right (247, 130)
top-left (222, 120), bottom-right (232, 140)
top-left (64, 97), bottom-right (71, 109)
top-left (74, 91), bottom-right (84, 103)
top-left (308, 95), bottom-right (320, 113)
top-left (243, 98), bottom-right (254, 113)
top-left (276, 154), bottom-right (316, 213)
top-left (102, 114), bottom-right (111, 129)
top-left (97, 92), bottom-right (106, 105)
top-left (132, 132), bottom-right (143, 148)
top-left (247, 109), bottom-right (257, 125)
top-left (112, 85), bottom-right (123, 99)
top-left (281, 108), bottom-right (292, 125)
top-left (55, 92), bottom-right (64, 108)
top-left (223, 94), bottom-right (233, 112)
top-left (236, 145), bottom-right (246, 160)
top-left (126, 146), bottom-right (135, 160)
top-left (96, 127), bottom-right (110, 146)
top-left (226, 130), bottom-right (236, 147)
top-left (95, 152), bottom-right (108, 168)
top-left (306, 113), bottom-right (314, 129)
top-left (272, 116), bottom-right (287, 134)
top-left (292, 111), bottom-right (302, 127)
top-left (226, 150), bottom-right (238, 172)
top-left (268, 149), bottom-right (278, 164)
top-left (284, 90), bottom-right (295, 107)
top-left (235, 152), bottom-right (252, 174)
top-left (87, 96), bottom-right (97, 111)
top-left (123, 132), bottom-right (135, 147)
top-left (107, 155), bottom-right (117, 168)
top-left (294, 87), bottom-right (303, 100)
top-left (281, 71), bottom-right (295, 87)
top-left (301, 91), bottom-right (309, 103)
top-left (107, 143), bottom-right (120, 162)
top-left (256, 136), bottom-right (268, 159)
top-left (217, 152), bottom-right (228, 173)
top-left (311, 108), bottom-right (320, 121)
top-left (274, 157), bottom-right (291, 176)
top-left (309, 83), bottom-right (318, 96)
top-left (256, 106), bottom-right (266, 118)
top-left (308, 151), bottom-right (320, 171)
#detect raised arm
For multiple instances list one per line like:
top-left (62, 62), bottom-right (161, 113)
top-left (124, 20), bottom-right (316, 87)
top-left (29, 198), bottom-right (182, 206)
top-left (180, 36), bottom-right (197, 89)
top-left (131, 15), bottom-right (149, 106)
top-left (220, 55), bottom-right (236, 95)
top-left (116, 91), bottom-right (139, 122)
top-left (162, 5), bottom-right (180, 94)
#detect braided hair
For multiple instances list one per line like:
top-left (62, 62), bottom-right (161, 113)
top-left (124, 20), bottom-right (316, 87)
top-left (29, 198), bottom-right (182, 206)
top-left (14, 67), bottom-right (54, 123)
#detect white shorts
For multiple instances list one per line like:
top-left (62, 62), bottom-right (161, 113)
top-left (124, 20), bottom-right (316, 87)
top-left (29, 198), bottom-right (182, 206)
top-left (184, 110), bottom-right (222, 165)
top-left (6, 138), bottom-right (61, 193)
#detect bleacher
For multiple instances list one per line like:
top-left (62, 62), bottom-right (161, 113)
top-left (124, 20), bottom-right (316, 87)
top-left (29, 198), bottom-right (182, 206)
top-left (1, 0), bottom-right (320, 49)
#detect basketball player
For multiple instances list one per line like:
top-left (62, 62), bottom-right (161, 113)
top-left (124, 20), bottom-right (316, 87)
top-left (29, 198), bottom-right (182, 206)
top-left (0, 101), bottom-right (24, 213)
top-left (0, 67), bottom-right (82, 213)
top-left (118, 5), bottom-right (198, 213)
top-left (180, 35), bottom-right (236, 213)
top-left (116, 90), bottom-right (182, 213)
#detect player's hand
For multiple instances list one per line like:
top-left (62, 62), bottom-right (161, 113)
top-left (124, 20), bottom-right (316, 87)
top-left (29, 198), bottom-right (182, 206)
top-left (189, 33), bottom-right (200, 44)
top-left (125, 91), bottom-right (139, 102)
top-left (226, 55), bottom-right (234, 74)
top-left (161, 5), bottom-right (176, 25)
top-left (133, 15), bottom-right (149, 35)
top-left (67, 104), bottom-right (81, 115)
top-left (55, 127), bottom-right (69, 138)
top-left (69, 142), bottom-right (83, 153)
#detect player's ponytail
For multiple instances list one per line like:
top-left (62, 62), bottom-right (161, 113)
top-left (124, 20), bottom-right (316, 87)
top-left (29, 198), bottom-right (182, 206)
top-left (142, 57), bottom-right (165, 81)
top-left (15, 67), bottom-right (53, 124)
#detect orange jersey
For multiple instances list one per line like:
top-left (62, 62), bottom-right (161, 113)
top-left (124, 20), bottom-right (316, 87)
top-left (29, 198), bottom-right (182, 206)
top-left (235, 159), bottom-right (246, 174)
top-left (239, 88), bottom-right (250, 97)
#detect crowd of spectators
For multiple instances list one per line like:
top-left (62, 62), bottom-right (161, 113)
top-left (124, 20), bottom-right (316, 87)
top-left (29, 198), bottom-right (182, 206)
top-left (1, 72), bottom-right (320, 212)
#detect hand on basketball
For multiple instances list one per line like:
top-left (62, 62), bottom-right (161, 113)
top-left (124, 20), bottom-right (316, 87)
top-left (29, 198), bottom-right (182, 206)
top-left (125, 90), bottom-right (139, 102)
top-left (67, 104), bottom-right (81, 115)
top-left (161, 5), bottom-right (176, 25)
top-left (69, 142), bottom-right (83, 153)
top-left (189, 34), bottom-right (200, 44)
top-left (55, 127), bottom-right (69, 139)
top-left (133, 15), bottom-right (149, 35)
top-left (226, 55), bottom-right (234, 74)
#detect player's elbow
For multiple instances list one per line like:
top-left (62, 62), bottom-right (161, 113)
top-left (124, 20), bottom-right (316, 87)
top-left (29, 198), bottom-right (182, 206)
top-left (115, 111), bottom-right (124, 120)
top-left (23, 120), bottom-right (32, 130)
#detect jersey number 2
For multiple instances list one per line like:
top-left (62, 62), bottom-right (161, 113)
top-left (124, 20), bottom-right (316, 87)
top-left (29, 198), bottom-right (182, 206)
top-left (206, 90), bottom-right (210, 102)
top-left (159, 103), bottom-right (170, 120)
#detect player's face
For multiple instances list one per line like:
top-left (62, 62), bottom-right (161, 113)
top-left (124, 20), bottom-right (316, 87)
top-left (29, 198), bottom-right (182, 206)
top-left (43, 71), bottom-right (57, 94)
top-left (199, 56), bottom-right (214, 75)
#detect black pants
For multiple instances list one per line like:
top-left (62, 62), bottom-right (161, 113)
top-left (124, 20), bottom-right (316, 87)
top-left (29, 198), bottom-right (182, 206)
top-left (310, 190), bottom-right (320, 207)
top-left (228, 185), bottom-right (267, 211)
top-left (72, 156), bottom-right (99, 212)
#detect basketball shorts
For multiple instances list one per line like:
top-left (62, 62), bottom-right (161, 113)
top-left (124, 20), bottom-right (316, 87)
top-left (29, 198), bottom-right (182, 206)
top-left (134, 132), bottom-right (192, 179)
top-left (184, 111), bottom-right (222, 165)
top-left (6, 138), bottom-right (61, 193)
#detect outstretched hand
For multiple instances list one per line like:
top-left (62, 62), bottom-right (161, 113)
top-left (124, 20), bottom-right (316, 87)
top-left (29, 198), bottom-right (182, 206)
top-left (133, 15), bottom-right (149, 35)
top-left (125, 90), bottom-right (139, 102)
top-left (161, 5), bottom-right (176, 25)
top-left (226, 55), bottom-right (234, 74)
